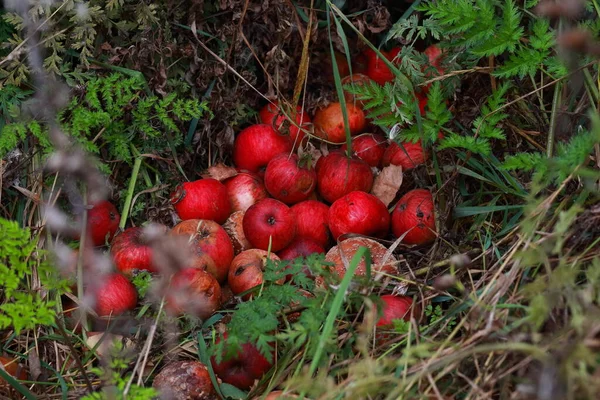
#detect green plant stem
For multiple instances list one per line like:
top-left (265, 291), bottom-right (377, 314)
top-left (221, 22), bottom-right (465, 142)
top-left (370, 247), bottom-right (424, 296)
top-left (547, 81), bottom-right (562, 158)
top-left (326, 2), bottom-right (353, 157)
top-left (120, 157), bottom-right (142, 230)
top-left (77, 187), bottom-right (88, 339)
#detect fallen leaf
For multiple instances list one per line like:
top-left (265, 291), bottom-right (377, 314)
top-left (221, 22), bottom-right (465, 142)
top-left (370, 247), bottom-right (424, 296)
top-left (371, 164), bottom-right (403, 207)
top-left (202, 163), bottom-right (238, 181)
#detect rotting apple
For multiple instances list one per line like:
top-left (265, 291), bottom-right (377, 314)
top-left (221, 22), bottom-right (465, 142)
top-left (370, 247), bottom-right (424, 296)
top-left (340, 133), bottom-right (387, 168)
top-left (87, 273), bottom-right (138, 317)
top-left (313, 102), bottom-right (366, 144)
top-left (315, 237), bottom-right (398, 287)
top-left (153, 360), bottom-right (219, 400)
top-left (259, 101), bottom-right (311, 148)
top-left (110, 227), bottom-right (156, 275)
top-left (243, 198), bottom-right (297, 252)
top-left (223, 172), bottom-right (268, 213)
top-left (170, 178), bottom-right (231, 224)
top-left (232, 124), bottom-right (293, 173)
top-left (382, 140), bottom-right (429, 171)
top-left (264, 153), bottom-right (316, 205)
top-left (328, 191), bottom-right (390, 240)
top-left (86, 200), bottom-right (120, 247)
top-left (391, 188), bottom-right (437, 245)
top-left (171, 219), bottom-right (234, 283)
top-left (0, 356), bottom-right (27, 386)
top-left (165, 268), bottom-right (221, 320)
top-left (223, 211), bottom-right (252, 255)
top-left (228, 249), bottom-right (281, 300)
top-left (316, 151), bottom-right (374, 204)
top-left (210, 332), bottom-right (275, 390)
top-left (290, 200), bottom-right (331, 248)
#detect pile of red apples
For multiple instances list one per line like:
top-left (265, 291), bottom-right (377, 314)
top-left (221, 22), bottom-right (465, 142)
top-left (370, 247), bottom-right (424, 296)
top-left (73, 46), bottom-right (442, 396)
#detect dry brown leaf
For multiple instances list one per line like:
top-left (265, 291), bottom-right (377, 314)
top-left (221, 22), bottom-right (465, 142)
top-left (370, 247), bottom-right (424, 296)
top-left (371, 164), bottom-right (403, 207)
top-left (202, 163), bottom-right (238, 181)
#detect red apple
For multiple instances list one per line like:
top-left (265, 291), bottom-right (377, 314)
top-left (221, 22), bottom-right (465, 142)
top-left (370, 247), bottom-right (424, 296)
top-left (422, 44), bottom-right (445, 92)
top-left (110, 227), bottom-right (156, 275)
top-left (264, 153), bottom-right (316, 205)
top-left (170, 219), bottom-right (234, 283)
top-left (325, 51), bottom-right (351, 81)
top-left (259, 101), bottom-right (311, 148)
top-left (153, 361), bottom-right (218, 399)
top-left (232, 124), bottom-right (293, 173)
top-left (313, 102), bottom-right (366, 144)
top-left (340, 133), bottom-right (387, 167)
top-left (88, 273), bottom-right (138, 317)
top-left (391, 189), bottom-right (436, 245)
top-left (86, 200), bottom-right (120, 246)
top-left (277, 237), bottom-right (325, 280)
top-left (278, 237), bottom-right (325, 261)
top-left (290, 200), bottom-right (331, 248)
top-left (243, 198), bottom-right (297, 252)
top-left (165, 268), bottom-right (221, 319)
top-left (316, 151), bottom-right (374, 204)
top-left (366, 47), bottom-right (402, 86)
top-left (228, 249), bottom-right (281, 300)
top-left (328, 191), bottom-right (390, 240)
top-left (223, 172), bottom-right (268, 213)
top-left (170, 178), bottom-right (231, 224)
top-left (376, 295), bottom-right (416, 327)
top-left (342, 73), bottom-right (373, 109)
top-left (210, 332), bottom-right (275, 390)
top-left (382, 140), bottom-right (429, 171)
top-left (424, 45), bottom-right (443, 67)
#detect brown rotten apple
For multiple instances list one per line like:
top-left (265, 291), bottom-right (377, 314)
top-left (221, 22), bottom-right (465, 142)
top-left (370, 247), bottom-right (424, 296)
top-left (316, 237), bottom-right (398, 286)
top-left (223, 172), bottom-right (268, 213)
top-left (264, 153), bottom-right (316, 205)
top-left (0, 356), bottom-right (27, 386)
top-left (328, 191), bottom-right (390, 240)
top-left (171, 178), bottom-right (231, 224)
top-left (153, 360), bottom-right (218, 400)
top-left (210, 332), bottom-right (275, 390)
top-left (170, 219), bottom-right (234, 283)
top-left (228, 249), bottom-right (281, 300)
top-left (243, 198), bottom-right (297, 252)
top-left (165, 268), bottom-right (221, 319)
top-left (316, 151), bottom-right (374, 204)
top-left (223, 210), bottom-right (253, 255)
